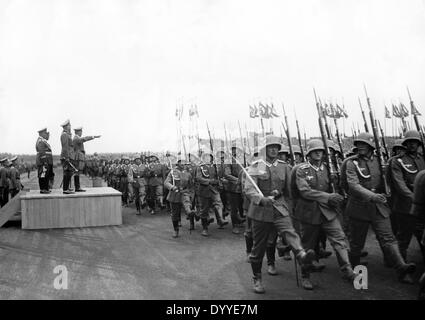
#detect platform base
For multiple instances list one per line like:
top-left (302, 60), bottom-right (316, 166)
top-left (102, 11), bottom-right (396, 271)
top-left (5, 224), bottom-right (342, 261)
top-left (20, 187), bottom-right (122, 229)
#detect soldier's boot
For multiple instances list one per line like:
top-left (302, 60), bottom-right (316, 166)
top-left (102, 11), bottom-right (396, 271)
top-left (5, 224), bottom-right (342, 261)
top-left (266, 246), bottom-right (276, 274)
top-left (340, 264), bottom-right (357, 282)
top-left (245, 235), bottom-right (253, 263)
top-left (296, 249), bottom-right (316, 266)
top-left (267, 263), bottom-right (278, 276)
top-left (207, 217), bottom-right (215, 225)
top-left (201, 219), bottom-right (209, 237)
top-left (252, 273), bottom-right (265, 294)
top-left (310, 260), bottom-right (326, 272)
top-left (74, 176), bottom-right (85, 192)
top-left (159, 196), bottom-right (166, 209)
top-left (383, 244), bottom-right (416, 283)
top-left (136, 202), bottom-right (141, 215)
top-left (189, 217), bottom-right (195, 231)
top-left (334, 248), bottom-right (357, 282)
top-left (172, 221), bottom-right (179, 238)
top-left (301, 276), bottom-right (314, 290)
top-left (214, 210), bottom-right (228, 229)
top-left (232, 226), bottom-right (240, 234)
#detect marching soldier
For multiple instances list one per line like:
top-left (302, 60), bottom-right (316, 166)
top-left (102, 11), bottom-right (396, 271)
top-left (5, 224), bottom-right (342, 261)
top-left (112, 158), bottom-right (121, 191)
top-left (224, 146), bottom-right (246, 234)
top-left (344, 132), bottom-right (416, 284)
top-left (164, 158), bottom-right (196, 237)
top-left (120, 156), bottom-right (131, 206)
top-left (411, 169), bottom-right (425, 299)
top-left (60, 120), bottom-right (76, 194)
top-left (294, 139), bottom-right (356, 290)
top-left (277, 145), bottom-right (291, 163)
top-left (73, 127), bottom-right (101, 192)
top-left (390, 130), bottom-right (425, 265)
top-left (0, 158), bottom-right (10, 206)
top-left (147, 155), bottom-right (167, 213)
top-left (196, 152), bottom-right (228, 236)
top-left (244, 135), bottom-right (316, 294)
top-left (293, 145), bottom-right (303, 165)
top-left (8, 156), bottom-right (21, 198)
top-left (36, 128), bottom-right (54, 193)
top-left (128, 155), bottom-right (149, 214)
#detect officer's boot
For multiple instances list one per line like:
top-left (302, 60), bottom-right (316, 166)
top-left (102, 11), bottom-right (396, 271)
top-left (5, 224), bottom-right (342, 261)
top-left (74, 176), bottom-right (85, 192)
top-left (172, 220), bottom-right (179, 238)
top-left (266, 246), bottom-right (278, 276)
top-left (63, 175), bottom-right (74, 194)
top-left (189, 216), bottom-right (195, 231)
top-left (383, 244), bottom-right (416, 284)
top-left (201, 219), bottom-right (209, 237)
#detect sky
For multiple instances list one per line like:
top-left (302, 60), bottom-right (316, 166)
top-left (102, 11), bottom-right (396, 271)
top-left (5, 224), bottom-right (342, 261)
top-left (1, 0), bottom-right (425, 154)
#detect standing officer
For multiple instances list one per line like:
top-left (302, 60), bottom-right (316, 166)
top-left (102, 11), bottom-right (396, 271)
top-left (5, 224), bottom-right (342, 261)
top-left (294, 139), bottom-right (356, 290)
top-left (244, 135), bottom-right (316, 294)
top-left (344, 132), bottom-right (416, 284)
top-left (36, 127), bottom-right (54, 193)
top-left (390, 130), bottom-right (425, 265)
top-left (8, 156), bottom-right (21, 198)
top-left (73, 127), bottom-right (101, 192)
top-left (60, 120), bottom-right (76, 194)
top-left (0, 158), bottom-right (10, 206)
top-left (196, 152), bottom-right (228, 236)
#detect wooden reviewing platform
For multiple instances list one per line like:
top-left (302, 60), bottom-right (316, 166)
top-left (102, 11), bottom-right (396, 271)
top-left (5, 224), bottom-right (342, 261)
top-left (20, 187), bottom-right (122, 229)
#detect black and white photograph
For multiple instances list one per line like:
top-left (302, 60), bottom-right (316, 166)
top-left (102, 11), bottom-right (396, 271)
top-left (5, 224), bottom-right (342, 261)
top-left (0, 0), bottom-right (424, 307)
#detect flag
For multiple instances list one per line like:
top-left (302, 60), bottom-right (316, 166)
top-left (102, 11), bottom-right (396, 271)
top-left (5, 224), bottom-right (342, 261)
top-left (410, 103), bottom-right (421, 116)
top-left (392, 104), bottom-right (401, 118)
top-left (189, 105), bottom-right (195, 117)
top-left (336, 104), bottom-right (348, 118)
top-left (400, 103), bottom-right (409, 117)
top-left (385, 106), bottom-right (391, 119)
top-left (258, 102), bottom-right (268, 119)
top-left (249, 105), bottom-right (259, 118)
top-left (340, 104), bottom-right (348, 118)
top-left (270, 103), bottom-right (279, 117)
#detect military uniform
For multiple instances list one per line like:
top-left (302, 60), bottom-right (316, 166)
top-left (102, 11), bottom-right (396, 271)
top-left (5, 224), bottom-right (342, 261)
top-left (120, 157), bottom-right (131, 205)
top-left (224, 159), bottom-right (246, 233)
top-left (128, 158), bottom-right (148, 213)
top-left (147, 156), bottom-right (166, 212)
top-left (36, 128), bottom-right (54, 193)
top-left (344, 132), bottom-right (416, 282)
top-left (244, 136), bottom-right (315, 294)
top-left (0, 158), bottom-right (10, 207)
top-left (164, 163), bottom-right (195, 237)
top-left (390, 131), bottom-right (425, 261)
top-left (195, 154), bottom-right (228, 236)
top-left (294, 139), bottom-right (355, 287)
top-left (60, 120), bottom-right (76, 194)
top-left (411, 170), bottom-right (425, 246)
top-left (8, 157), bottom-right (21, 198)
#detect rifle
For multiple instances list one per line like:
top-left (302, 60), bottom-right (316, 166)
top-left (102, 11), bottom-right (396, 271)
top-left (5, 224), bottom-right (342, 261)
top-left (377, 120), bottom-right (389, 161)
top-left (206, 122), bottom-right (220, 186)
top-left (333, 117), bottom-right (344, 161)
top-left (363, 85), bottom-right (390, 196)
top-left (238, 120), bottom-right (247, 167)
top-left (358, 97), bottom-right (369, 133)
top-left (407, 86), bottom-right (425, 145)
top-left (282, 103), bottom-right (296, 165)
top-left (313, 88), bottom-right (337, 193)
top-left (245, 123), bottom-right (252, 156)
top-left (318, 98), bottom-right (332, 139)
top-left (294, 110), bottom-right (306, 162)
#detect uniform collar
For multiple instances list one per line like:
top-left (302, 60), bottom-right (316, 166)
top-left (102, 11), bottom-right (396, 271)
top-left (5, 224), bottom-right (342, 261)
top-left (308, 161), bottom-right (324, 171)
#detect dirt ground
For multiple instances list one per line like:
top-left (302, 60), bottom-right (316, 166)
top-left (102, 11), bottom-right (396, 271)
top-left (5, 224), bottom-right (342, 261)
top-left (0, 169), bottom-right (423, 300)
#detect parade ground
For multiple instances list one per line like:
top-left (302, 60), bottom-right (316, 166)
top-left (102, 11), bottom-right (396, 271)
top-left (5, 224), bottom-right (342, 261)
top-left (0, 169), bottom-right (422, 300)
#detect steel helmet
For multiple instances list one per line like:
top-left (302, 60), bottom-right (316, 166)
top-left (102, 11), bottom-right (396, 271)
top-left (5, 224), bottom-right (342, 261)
top-left (306, 139), bottom-right (325, 155)
top-left (354, 132), bottom-right (375, 149)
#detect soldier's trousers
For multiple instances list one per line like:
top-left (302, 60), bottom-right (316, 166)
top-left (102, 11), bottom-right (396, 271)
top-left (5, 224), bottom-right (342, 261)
top-left (120, 177), bottom-right (128, 203)
top-left (38, 164), bottom-right (53, 191)
top-left (199, 190), bottom-right (223, 223)
top-left (250, 213), bottom-right (304, 274)
top-left (0, 187), bottom-right (8, 207)
top-left (170, 202), bottom-right (182, 223)
top-left (129, 179), bottom-right (147, 208)
top-left (61, 161), bottom-right (74, 191)
top-left (227, 191), bottom-right (244, 226)
top-left (349, 214), bottom-right (398, 259)
top-left (395, 212), bottom-right (425, 261)
top-left (245, 217), bottom-right (277, 265)
top-left (300, 217), bottom-right (350, 276)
